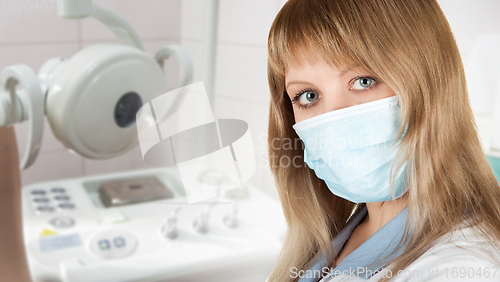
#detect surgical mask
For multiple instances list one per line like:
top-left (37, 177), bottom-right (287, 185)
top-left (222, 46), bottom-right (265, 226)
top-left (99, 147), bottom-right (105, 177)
top-left (292, 95), bottom-right (408, 203)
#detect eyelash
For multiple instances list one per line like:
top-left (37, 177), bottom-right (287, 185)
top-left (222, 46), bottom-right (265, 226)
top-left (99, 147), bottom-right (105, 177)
top-left (291, 88), bottom-right (317, 109)
top-left (291, 76), bottom-right (379, 109)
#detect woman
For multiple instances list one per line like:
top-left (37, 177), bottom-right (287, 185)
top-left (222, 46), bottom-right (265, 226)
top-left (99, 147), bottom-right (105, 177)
top-left (266, 0), bottom-right (500, 281)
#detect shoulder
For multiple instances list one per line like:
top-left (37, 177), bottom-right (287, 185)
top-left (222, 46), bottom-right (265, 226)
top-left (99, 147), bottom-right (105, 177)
top-left (374, 222), bottom-right (500, 281)
top-left (321, 222), bottom-right (500, 282)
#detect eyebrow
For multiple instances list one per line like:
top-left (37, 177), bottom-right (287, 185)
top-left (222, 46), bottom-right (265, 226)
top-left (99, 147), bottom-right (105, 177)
top-left (285, 80), bottom-right (314, 89)
top-left (285, 66), bottom-right (355, 89)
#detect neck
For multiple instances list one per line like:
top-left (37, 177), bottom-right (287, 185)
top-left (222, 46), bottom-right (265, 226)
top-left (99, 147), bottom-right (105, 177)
top-left (363, 194), bottom-right (409, 235)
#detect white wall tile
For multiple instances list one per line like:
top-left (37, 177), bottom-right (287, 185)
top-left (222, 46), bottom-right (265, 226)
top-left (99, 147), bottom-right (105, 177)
top-left (80, 0), bottom-right (181, 43)
top-left (437, 0), bottom-right (500, 56)
top-left (0, 2), bottom-right (78, 44)
top-left (20, 150), bottom-right (84, 186)
top-left (180, 39), bottom-right (205, 84)
top-left (0, 42), bottom-right (79, 74)
top-left (180, 0), bottom-right (205, 40)
top-left (276, 0), bottom-right (288, 10)
top-left (182, 0), bottom-right (280, 46)
top-left (217, 0), bottom-right (278, 46)
top-left (214, 44), bottom-right (270, 105)
top-left (181, 3), bottom-right (274, 104)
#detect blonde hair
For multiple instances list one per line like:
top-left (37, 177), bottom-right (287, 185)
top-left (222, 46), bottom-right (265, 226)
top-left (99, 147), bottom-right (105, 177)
top-left (266, 0), bottom-right (500, 281)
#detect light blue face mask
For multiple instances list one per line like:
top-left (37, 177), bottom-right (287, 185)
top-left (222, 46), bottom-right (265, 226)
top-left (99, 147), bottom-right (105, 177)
top-left (292, 95), bottom-right (408, 203)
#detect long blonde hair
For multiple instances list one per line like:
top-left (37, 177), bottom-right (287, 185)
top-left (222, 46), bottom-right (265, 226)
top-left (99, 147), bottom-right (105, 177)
top-left (266, 0), bottom-right (500, 281)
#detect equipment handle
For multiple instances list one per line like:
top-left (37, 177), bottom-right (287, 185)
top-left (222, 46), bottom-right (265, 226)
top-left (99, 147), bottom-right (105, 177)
top-left (0, 65), bottom-right (44, 170)
top-left (153, 45), bottom-right (194, 123)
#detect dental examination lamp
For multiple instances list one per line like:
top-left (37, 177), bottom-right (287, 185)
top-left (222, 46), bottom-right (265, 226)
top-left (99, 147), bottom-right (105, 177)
top-left (0, 0), bottom-right (193, 170)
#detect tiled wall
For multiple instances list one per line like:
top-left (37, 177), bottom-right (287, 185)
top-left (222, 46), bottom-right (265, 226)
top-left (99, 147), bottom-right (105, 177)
top-left (179, 0), bottom-right (282, 199)
top-left (2, 0), bottom-right (500, 200)
top-left (437, 0), bottom-right (500, 71)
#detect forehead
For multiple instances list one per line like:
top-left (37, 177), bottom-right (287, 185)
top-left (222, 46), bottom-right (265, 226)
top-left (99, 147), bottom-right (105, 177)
top-left (285, 46), bottom-right (324, 71)
top-left (284, 52), bottom-right (355, 83)
top-left (283, 45), bottom-right (355, 78)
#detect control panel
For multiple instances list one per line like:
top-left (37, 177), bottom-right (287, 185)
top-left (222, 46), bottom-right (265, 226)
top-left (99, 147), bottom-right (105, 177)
top-left (22, 167), bottom-right (286, 282)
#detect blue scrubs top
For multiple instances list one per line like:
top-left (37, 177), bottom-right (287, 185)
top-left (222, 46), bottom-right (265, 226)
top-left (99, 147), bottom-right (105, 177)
top-left (298, 205), bottom-right (408, 282)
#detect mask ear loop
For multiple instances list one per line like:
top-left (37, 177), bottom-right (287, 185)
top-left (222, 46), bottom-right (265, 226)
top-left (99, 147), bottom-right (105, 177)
top-left (384, 95), bottom-right (408, 200)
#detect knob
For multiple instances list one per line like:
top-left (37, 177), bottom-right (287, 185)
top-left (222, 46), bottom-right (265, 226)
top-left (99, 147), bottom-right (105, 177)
top-left (223, 202), bottom-right (238, 228)
top-left (223, 183), bottom-right (249, 199)
top-left (193, 204), bottom-right (214, 234)
top-left (161, 207), bottom-right (180, 239)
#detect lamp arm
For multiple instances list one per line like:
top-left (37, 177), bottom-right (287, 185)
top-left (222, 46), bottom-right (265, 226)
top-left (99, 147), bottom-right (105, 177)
top-left (57, 0), bottom-right (144, 50)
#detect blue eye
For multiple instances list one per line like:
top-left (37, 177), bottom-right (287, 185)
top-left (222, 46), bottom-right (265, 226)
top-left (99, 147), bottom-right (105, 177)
top-left (292, 89), bottom-right (319, 109)
top-left (352, 77), bottom-right (375, 90)
top-left (299, 90), bottom-right (318, 104)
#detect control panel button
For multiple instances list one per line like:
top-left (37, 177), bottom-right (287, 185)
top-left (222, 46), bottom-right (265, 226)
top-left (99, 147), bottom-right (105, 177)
top-left (31, 190), bottom-right (46, 196)
top-left (51, 187), bottom-right (66, 193)
top-left (55, 195), bottom-right (71, 201)
top-left (97, 239), bottom-right (111, 251)
top-left (33, 197), bottom-right (50, 204)
top-left (49, 217), bottom-right (75, 229)
top-left (113, 236), bottom-right (126, 248)
top-left (36, 206), bottom-right (54, 213)
top-left (58, 203), bottom-right (75, 210)
top-left (87, 230), bottom-right (137, 260)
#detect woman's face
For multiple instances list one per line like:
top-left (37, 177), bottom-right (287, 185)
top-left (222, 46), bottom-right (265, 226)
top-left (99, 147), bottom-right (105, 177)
top-left (285, 52), bottom-right (397, 123)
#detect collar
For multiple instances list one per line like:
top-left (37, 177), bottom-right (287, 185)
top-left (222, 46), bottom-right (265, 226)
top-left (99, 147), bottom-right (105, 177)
top-left (298, 205), bottom-right (408, 281)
